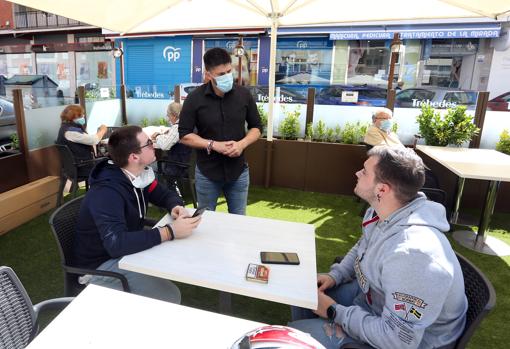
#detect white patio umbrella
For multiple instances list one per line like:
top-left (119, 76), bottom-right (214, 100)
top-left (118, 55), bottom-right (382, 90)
top-left (10, 0), bottom-right (510, 140)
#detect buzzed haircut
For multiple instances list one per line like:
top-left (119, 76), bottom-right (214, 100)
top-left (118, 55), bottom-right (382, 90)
top-left (203, 47), bottom-right (232, 71)
top-left (107, 125), bottom-right (143, 168)
top-left (368, 146), bottom-right (426, 203)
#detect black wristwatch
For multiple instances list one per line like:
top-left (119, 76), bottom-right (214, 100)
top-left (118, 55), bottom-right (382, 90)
top-left (327, 304), bottom-right (337, 322)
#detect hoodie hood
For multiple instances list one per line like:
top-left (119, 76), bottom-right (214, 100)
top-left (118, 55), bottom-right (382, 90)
top-left (89, 158), bottom-right (147, 219)
top-left (375, 192), bottom-right (450, 234)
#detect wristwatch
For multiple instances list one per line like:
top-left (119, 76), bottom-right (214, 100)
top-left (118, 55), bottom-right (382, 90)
top-left (327, 304), bottom-right (337, 323)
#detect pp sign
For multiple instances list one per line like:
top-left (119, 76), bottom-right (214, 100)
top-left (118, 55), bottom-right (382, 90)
top-left (163, 46), bottom-right (181, 62)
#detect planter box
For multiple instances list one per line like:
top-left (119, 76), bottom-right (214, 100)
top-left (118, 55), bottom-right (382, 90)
top-left (305, 142), bottom-right (367, 195)
top-left (0, 176), bottom-right (59, 235)
top-left (0, 151), bottom-right (29, 194)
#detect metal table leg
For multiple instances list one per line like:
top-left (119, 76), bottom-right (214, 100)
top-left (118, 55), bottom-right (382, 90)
top-left (450, 177), bottom-right (465, 224)
top-left (475, 180), bottom-right (500, 250)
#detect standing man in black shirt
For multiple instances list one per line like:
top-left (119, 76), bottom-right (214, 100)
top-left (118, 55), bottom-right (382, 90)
top-left (179, 48), bottom-right (262, 215)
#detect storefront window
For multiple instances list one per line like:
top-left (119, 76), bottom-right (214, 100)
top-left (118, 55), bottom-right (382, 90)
top-left (204, 38), bottom-right (258, 86)
top-left (36, 52), bottom-right (71, 96)
top-left (420, 39), bottom-right (478, 89)
top-left (76, 51), bottom-right (114, 89)
top-left (275, 37), bottom-right (332, 86)
top-left (400, 40), bottom-right (421, 89)
top-left (346, 40), bottom-right (390, 87)
top-left (0, 53), bottom-right (34, 77)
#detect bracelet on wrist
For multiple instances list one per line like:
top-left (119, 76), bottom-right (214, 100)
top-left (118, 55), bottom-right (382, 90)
top-left (206, 139), bottom-right (214, 155)
top-left (166, 224), bottom-right (175, 241)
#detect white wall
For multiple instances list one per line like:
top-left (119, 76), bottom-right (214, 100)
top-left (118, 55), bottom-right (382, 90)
top-left (487, 42), bottom-right (510, 98)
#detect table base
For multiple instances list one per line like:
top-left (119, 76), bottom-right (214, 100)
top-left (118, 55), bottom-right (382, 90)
top-left (453, 230), bottom-right (510, 256)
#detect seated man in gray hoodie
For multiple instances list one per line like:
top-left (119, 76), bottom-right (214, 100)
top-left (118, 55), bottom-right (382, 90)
top-left (290, 146), bottom-right (467, 349)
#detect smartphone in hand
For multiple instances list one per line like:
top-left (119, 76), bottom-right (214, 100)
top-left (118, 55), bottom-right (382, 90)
top-left (190, 207), bottom-right (208, 218)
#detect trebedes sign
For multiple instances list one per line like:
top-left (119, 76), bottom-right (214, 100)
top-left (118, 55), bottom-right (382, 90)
top-left (330, 29), bottom-right (500, 40)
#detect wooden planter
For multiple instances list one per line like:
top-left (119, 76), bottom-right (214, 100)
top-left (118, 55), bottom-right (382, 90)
top-left (0, 151), bottom-right (29, 194)
top-left (245, 139), bottom-right (367, 196)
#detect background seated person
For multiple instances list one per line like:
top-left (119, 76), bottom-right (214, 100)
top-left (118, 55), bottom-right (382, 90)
top-left (72, 125), bottom-right (201, 303)
top-left (364, 108), bottom-right (403, 147)
top-left (289, 147), bottom-right (467, 349)
top-left (56, 104), bottom-right (107, 176)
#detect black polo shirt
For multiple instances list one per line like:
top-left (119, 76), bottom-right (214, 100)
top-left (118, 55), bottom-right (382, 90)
top-left (179, 82), bottom-right (262, 182)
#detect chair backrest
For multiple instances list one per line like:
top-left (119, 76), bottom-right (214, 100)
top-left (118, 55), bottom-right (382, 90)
top-left (49, 195), bottom-right (85, 267)
top-left (55, 143), bottom-right (78, 179)
top-left (0, 266), bottom-right (36, 348)
top-left (421, 187), bottom-right (447, 207)
top-left (454, 252), bottom-right (496, 349)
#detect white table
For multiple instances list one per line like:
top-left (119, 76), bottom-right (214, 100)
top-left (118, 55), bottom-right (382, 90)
top-left (27, 284), bottom-right (265, 349)
top-left (120, 210), bottom-right (318, 310)
top-left (417, 145), bottom-right (510, 255)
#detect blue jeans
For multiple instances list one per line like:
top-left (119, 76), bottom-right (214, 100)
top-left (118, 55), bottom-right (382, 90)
top-left (195, 165), bottom-right (249, 215)
top-left (288, 280), bottom-right (363, 349)
top-left (89, 258), bottom-right (181, 304)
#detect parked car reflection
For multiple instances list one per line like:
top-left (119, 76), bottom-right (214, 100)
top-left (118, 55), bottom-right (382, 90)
top-left (315, 85), bottom-right (387, 106)
top-left (487, 91), bottom-right (510, 111)
top-left (395, 88), bottom-right (477, 109)
top-left (0, 97), bottom-right (16, 145)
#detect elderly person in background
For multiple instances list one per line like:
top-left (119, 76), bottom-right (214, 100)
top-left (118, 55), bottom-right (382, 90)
top-left (147, 102), bottom-right (182, 150)
top-left (56, 104), bottom-right (107, 176)
top-left (363, 108), bottom-right (403, 148)
top-left (146, 102), bottom-right (192, 194)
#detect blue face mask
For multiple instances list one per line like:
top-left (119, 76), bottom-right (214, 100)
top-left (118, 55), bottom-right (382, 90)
top-left (379, 119), bottom-right (392, 132)
top-left (214, 73), bottom-right (233, 93)
top-left (75, 117), bottom-right (86, 125)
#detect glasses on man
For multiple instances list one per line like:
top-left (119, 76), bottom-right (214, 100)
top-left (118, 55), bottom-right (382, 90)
top-left (138, 139), bottom-right (154, 150)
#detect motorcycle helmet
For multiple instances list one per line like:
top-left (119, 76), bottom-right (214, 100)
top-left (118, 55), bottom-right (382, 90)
top-left (231, 325), bottom-right (325, 349)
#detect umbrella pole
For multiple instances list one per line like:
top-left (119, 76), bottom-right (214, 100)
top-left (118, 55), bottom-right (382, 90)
top-left (267, 19), bottom-right (278, 141)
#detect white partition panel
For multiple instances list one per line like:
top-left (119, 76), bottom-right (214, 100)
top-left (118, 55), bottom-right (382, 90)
top-left (85, 99), bottom-right (123, 133)
top-left (125, 99), bottom-right (172, 126)
top-left (480, 111), bottom-right (510, 150)
top-left (24, 106), bottom-right (66, 150)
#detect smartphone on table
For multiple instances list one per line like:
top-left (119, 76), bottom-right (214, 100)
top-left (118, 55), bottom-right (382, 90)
top-left (260, 251), bottom-right (300, 265)
top-left (191, 206), bottom-right (208, 218)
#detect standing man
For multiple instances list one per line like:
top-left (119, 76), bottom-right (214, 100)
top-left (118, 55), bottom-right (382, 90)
top-left (289, 147), bottom-right (467, 349)
top-left (72, 125), bottom-right (201, 303)
top-left (179, 48), bottom-right (262, 215)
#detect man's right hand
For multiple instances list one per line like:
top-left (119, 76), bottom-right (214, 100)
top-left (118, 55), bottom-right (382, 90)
top-left (317, 274), bottom-right (336, 292)
top-left (171, 215), bottom-right (201, 239)
top-left (211, 141), bottom-right (232, 155)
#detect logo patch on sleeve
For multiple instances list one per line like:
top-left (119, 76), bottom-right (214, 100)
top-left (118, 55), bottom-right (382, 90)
top-left (392, 292), bottom-right (428, 308)
top-left (394, 303), bottom-right (407, 312)
top-left (409, 307), bottom-right (422, 319)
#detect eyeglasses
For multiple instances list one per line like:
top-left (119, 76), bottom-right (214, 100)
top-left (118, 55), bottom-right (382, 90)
top-left (138, 139), bottom-right (154, 150)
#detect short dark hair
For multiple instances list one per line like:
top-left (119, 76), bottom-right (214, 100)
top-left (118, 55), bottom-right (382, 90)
top-left (368, 146), bottom-right (425, 203)
top-left (107, 125), bottom-right (143, 168)
top-left (203, 47), bottom-right (232, 71)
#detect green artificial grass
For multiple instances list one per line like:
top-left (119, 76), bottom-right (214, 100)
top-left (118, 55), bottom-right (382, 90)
top-left (1, 186), bottom-right (509, 348)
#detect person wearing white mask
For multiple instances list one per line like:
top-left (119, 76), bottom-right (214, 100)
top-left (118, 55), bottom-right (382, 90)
top-left (179, 47), bottom-right (262, 215)
top-left (363, 108), bottom-right (403, 148)
top-left (72, 125), bottom-right (201, 303)
top-left (56, 104), bottom-right (107, 176)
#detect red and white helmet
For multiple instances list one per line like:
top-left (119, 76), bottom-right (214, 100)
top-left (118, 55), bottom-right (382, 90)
top-left (231, 325), bottom-right (326, 349)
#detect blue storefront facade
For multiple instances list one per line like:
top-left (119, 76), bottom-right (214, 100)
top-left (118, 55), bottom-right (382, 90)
top-left (115, 36), bottom-right (192, 99)
top-left (114, 21), bottom-right (504, 102)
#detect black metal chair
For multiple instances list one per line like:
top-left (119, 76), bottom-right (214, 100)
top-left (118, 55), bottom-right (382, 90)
top-left (54, 144), bottom-right (105, 207)
top-left (49, 195), bottom-right (130, 297)
top-left (454, 252), bottom-right (496, 349)
top-left (336, 252), bottom-right (496, 349)
top-left (0, 266), bottom-right (73, 348)
top-left (156, 148), bottom-right (197, 208)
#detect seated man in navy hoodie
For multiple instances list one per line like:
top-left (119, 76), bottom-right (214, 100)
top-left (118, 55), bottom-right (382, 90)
top-left (72, 125), bottom-right (201, 303)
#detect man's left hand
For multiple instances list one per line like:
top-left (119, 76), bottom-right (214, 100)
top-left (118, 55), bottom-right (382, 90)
top-left (223, 140), bottom-right (245, 157)
top-left (313, 292), bottom-right (337, 319)
top-left (171, 205), bottom-right (189, 219)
